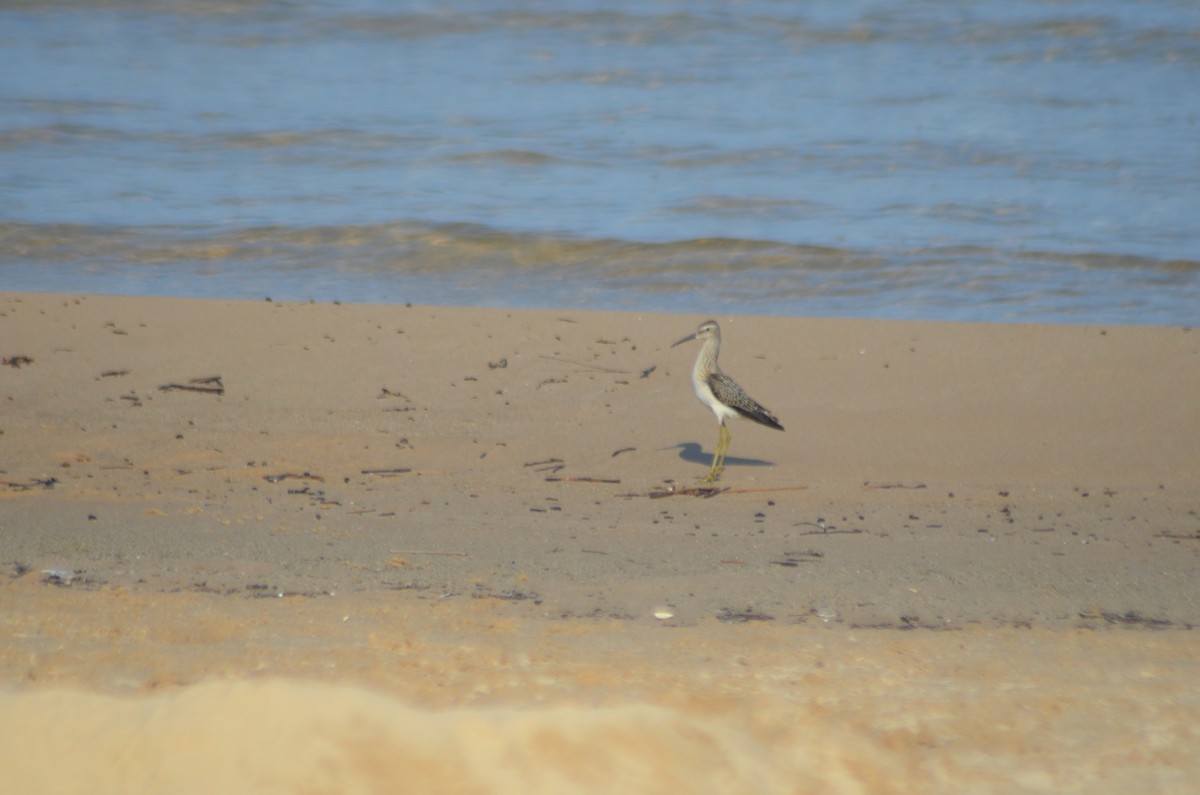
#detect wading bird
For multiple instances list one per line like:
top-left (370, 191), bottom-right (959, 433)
top-left (671, 320), bottom-right (783, 482)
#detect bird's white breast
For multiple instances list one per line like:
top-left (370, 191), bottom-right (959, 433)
top-left (692, 359), bottom-right (739, 424)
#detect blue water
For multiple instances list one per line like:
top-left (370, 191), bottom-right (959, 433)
top-left (2, 1), bottom-right (1198, 324)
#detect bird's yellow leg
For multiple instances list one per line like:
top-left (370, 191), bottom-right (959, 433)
top-left (716, 423), bottom-right (730, 479)
top-left (705, 424), bottom-right (730, 483)
top-left (704, 425), bottom-right (723, 483)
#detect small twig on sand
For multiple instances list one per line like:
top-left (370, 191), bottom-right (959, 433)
top-left (722, 485), bottom-right (808, 495)
top-left (361, 467), bottom-right (412, 476)
top-left (647, 484), bottom-right (807, 499)
top-left (263, 471), bottom-right (325, 484)
top-left (159, 375), bottom-right (224, 395)
top-left (648, 486), bottom-right (726, 498)
top-left (545, 476), bottom-right (621, 484)
top-left (3, 477), bottom-right (58, 491)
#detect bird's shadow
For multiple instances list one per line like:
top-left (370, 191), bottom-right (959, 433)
top-left (669, 442), bottom-right (775, 469)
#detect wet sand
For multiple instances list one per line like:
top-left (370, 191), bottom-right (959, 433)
top-left (1, 292), bottom-right (1198, 793)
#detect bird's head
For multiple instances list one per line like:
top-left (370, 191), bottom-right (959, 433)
top-left (671, 319), bottom-right (720, 348)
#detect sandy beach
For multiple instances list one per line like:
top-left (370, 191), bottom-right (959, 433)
top-left (2, 292), bottom-right (1198, 793)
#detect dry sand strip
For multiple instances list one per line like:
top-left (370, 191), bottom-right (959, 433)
top-left (1, 292), bottom-right (1199, 793)
top-left (0, 583), bottom-right (1198, 794)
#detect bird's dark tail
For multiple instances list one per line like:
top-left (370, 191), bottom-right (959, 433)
top-left (735, 405), bottom-right (784, 431)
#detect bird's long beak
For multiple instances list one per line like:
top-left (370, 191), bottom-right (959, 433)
top-left (671, 332), bottom-right (697, 348)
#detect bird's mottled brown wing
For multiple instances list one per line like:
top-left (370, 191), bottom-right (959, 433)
top-left (708, 372), bottom-right (783, 430)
